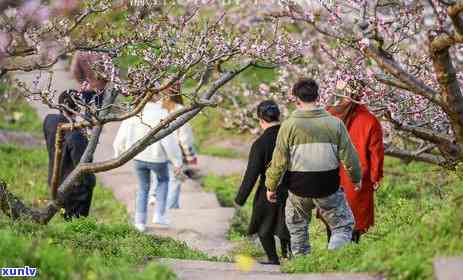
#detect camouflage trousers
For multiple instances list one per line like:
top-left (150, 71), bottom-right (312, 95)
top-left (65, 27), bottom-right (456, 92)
top-left (285, 188), bottom-right (355, 256)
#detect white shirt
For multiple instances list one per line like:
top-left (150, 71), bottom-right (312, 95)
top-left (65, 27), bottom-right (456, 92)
top-left (113, 102), bottom-right (183, 167)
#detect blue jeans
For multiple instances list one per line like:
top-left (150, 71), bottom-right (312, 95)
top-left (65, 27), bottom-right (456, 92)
top-left (167, 163), bottom-right (181, 209)
top-left (149, 162), bottom-right (181, 209)
top-left (134, 160), bottom-right (169, 224)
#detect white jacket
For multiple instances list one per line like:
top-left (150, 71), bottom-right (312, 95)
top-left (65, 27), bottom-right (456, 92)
top-left (113, 102), bottom-right (183, 167)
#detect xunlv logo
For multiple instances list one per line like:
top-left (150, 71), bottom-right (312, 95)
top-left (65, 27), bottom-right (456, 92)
top-left (0, 266), bottom-right (37, 277)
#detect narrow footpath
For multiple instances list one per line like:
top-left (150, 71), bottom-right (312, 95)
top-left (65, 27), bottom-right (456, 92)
top-left (16, 60), bottom-right (383, 280)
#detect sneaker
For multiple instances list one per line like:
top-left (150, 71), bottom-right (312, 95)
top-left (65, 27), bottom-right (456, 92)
top-left (134, 223), bottom-right (146, 233)
top-left (148, 196), bottom-right (156, 206)
top-left (259, 260), bottom-right (280, 265)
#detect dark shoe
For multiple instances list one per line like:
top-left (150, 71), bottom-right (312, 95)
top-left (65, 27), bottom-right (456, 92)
top-left (352, 230), bottom-right (361, 243)
top-left (259, 260), bottom-right (280, 265)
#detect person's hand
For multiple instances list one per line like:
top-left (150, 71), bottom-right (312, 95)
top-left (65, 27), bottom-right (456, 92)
top-left (373, 182), bottom-right (381, 191)
top-left (233, 201), bottom-right (241, 210)
top-left (354, 182), bottom-right (362, 192)
top-left (174, 166), bottom-right (183, 176)
top-left (266, 190), bottom-right (277, 203)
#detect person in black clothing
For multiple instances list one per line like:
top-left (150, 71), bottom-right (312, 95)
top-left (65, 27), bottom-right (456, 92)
top-left (43, 90), bottom-right (96, 220)
top-left (234, 100), bottom-right (290, 265)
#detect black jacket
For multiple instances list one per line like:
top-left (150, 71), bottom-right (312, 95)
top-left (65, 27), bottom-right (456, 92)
top-left (235, 125), bottom-right (289, 239)
top-left (43, 114), bottom-right (96, 190)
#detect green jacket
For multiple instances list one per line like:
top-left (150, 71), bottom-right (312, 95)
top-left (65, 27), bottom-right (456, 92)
top-left (265, 108), bottom-right (362, 198)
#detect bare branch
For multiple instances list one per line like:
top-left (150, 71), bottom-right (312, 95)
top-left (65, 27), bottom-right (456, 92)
top-left (385, 112), bottom-right (453, 144)
top-left (56, 61), bottom-right (253, 205)
top-left (385, 144), bottom-right (447, 166)
top-left (448, 0), bottom-right (463, 34)
top-left (50, 123), bottom-right (66, 199)
top-left (363, 44), bottom-right (446, 108)
top-left (375, 74), bottom-right (412, 91)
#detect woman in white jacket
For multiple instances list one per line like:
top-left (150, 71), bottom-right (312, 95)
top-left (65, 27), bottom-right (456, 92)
top-left (113, 100), bottom-right (183, 232)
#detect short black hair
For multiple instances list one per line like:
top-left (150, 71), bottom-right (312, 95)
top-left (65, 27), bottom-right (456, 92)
top-left (292, 78), bottom-right (319, 102)
top-left (58, 89), bottom-right (79, 114)
top-left (257, 100), bottom-right (280, 123)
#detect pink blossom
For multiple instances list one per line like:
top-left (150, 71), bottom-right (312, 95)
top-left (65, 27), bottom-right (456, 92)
top-left (0, 32), bottom-right (8, 63)
top-left (258, 83), bottom-right (270, 94)
top-left (336, 80), bottom-right (347, 90)
top-left (0, 31), bottom-right (9, 51)
top-left (365, 68), bottom-right (375, 78)
top-left (358, 38), bottom-right (370, 50)
top-left (17, 0), bottom-right (50, 28)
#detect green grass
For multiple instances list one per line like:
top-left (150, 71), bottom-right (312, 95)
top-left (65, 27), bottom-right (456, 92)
top-left (198, 146), bottom-right (241, 158)
top-left (0, 144), bottom-right (208, 279)
top-left (202, 158), bottom-right (463, 279)
top-left (0, 99), bottom-right (42, 134)
top-left (190, 108), bottom-right (247, 158)
top-left (191, 109), bottom-right (235, 147)
top-left (201, 174), bottom-right (241, 207)
top-left (239, 66), bottom-right (276, 88)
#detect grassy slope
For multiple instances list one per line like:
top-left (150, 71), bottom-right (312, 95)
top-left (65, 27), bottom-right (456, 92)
top-left (201, 159), bottom-right (463, 279)
top-left (0, 99), bottom-right (42, 134)
top-left (190, 108), bottom-right (250, 158)
top-left (0, 103), bottom-right (207, 279)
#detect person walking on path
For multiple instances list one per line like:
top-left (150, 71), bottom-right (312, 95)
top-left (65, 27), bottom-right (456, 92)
top-left (265, 78), bottom-right (362, 256)
top-left (43, 90), bottom-right (96, 220)
top-left (326, 81), bottom-right (384, 243)
top-left (113, 97), bottom-right (183, 232)
top-left (234, 100), bottom-right (291, 265)
top-left (148, 83), bottom-right (198, 209)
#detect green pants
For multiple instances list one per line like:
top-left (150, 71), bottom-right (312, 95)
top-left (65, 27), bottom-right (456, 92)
top-left (285, 189), bottom-right (354, 256)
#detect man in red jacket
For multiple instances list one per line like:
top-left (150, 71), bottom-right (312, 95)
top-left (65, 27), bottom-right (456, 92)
top-left (326, 81), bottom-right (384, 243)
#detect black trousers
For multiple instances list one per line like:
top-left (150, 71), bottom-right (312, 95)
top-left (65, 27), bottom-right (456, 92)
top-left (63, 184), bottom-right (94, 220)
top-left (258, 234), bottom-right (291, 262)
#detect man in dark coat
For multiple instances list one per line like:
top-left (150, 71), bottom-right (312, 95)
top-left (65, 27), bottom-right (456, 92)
top-left (43, 90), bottom-right (96, 220)
top-left (235, 100), bottom-right (290, 265)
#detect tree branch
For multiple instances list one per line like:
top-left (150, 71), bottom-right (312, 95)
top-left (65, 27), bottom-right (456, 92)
top-left (386, 113), bottom-right (454, 144)
top-left (448, 0), bottom-right (463, 34)
top-left (363, 44), bottom-right (446, 109)
top-left (50, 123), bottom-right (66, 199)
top-left (375, 74), bottom-right (412, 91)
top-left (429, 36), bottom-right (463, 146)
top-left (0, 61), bottom-right (254, 224)
top-left (385, 144), bottom-right (447, 166)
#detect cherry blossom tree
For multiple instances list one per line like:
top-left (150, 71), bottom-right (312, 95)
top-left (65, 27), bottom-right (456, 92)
top-left (221, 0), bottom-right (463, 169)
top-left (0, 0), bottom-right (304, 224)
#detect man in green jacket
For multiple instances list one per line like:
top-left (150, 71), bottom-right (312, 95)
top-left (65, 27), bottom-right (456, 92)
top-left (265, 78), bottom-right (362, 256)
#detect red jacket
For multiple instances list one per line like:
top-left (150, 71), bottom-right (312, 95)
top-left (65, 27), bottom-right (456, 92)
top-left (329, 104), bottom-right (384, 231)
